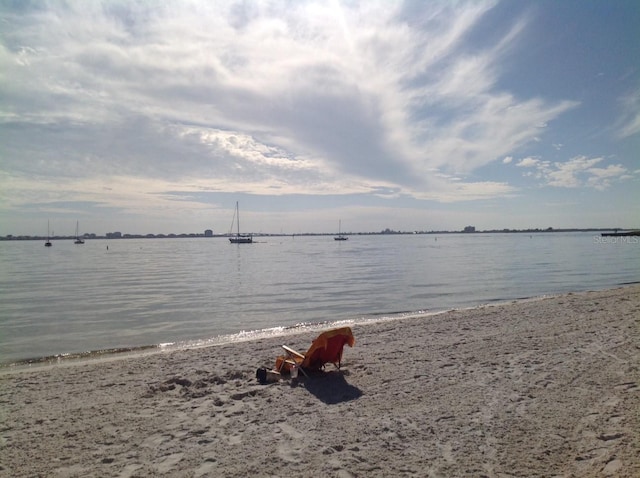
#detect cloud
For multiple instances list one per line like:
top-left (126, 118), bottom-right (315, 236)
top-left (515, 155), bottom-right (630, 190)
top-left (616, 88), bottom-right (640, 138)
top-left (516, 157), bottom-right (540, 168)
top-left (413, 179), bottom-right (517, 202)
top-left (0, 0), bottom-right (582, 214)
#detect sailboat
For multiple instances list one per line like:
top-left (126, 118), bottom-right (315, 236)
top-left (74, 221), bottom-right (85, 244)
top-left (45, 220), bottom-right (52, 247)
top-left (334, 219), bottom-right (348, 241)
top-left (228, 202), bottom-right (253, 244)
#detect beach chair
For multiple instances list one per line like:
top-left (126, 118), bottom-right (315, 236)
top-left (276, 327), bottom-right (355, 378)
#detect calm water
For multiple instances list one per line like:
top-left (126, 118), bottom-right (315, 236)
top-left (1, 233), bottom-right (638, 363)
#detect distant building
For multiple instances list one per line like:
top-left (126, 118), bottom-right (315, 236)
top-left (463, 226), bottom-right (476, 233)
top-left (204, 229), bottom-right (213, 237)
top-left (106, 231), bottom-right (122, 239)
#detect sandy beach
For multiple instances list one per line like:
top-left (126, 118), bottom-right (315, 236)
top-left (1, 285), bottom-right (638, 477)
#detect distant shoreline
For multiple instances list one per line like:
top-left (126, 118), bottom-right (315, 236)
top-left (2, 227), bottom-right (638, 241)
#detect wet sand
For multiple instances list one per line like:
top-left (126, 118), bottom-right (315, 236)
top-left (1, 285), bottom-right (639, 477)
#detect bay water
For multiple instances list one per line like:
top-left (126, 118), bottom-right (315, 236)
top-left (1, 232), bottom-right (638, 364)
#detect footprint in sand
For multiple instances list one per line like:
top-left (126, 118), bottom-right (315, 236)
top-left (602, 458), bottom-right (623, 476)
top-left (141, 433), bottom-right (172, 448)
top-left (608, 415), bottom-right (623, 425)
top-left (276, 423), bottom-right (305, 462)
top-left (194, 459), bottom-right (217, 478)
top-left (439, 441), bottom-right (454, 464)
top-left (613, 382), bottom-right (637, 392)
top-left (117, 464), bottom-right (143, 478)
top-left (603, 396), bottom-right (620, 407)
top-left (155, 453), bottom-right (184, 473)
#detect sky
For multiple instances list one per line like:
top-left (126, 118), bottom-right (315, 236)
top-left (1, 0), bottom-right (638, 236)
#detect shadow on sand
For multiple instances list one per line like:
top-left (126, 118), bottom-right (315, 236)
top-left (301, 370), bottom-right (362, 404)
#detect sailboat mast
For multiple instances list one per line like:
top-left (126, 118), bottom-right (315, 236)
top-left (229, 201), bottom-right (252, 243)
top-left (45, 220), bottom-right (52, 246)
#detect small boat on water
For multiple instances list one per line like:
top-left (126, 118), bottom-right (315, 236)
top-left (45, 220), bottom-right (52, 247)
top-left (334, 220), bottom-right (348, 241)
top-left (229, 202), bottom-right (253, 244)
top-left (74, 220), bottom-right (85, 244)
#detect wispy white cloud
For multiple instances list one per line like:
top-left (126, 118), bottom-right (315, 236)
top-left (516, 157), bottom-right (541, 168)
top-left (516, 155), bottom-right (630, 190)
top-left (616, 88), bottom-right (640, 139)
top-left (0, 0), bottom-right (579, 207)
top-left (413, 179), bottom-right (517, 202)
